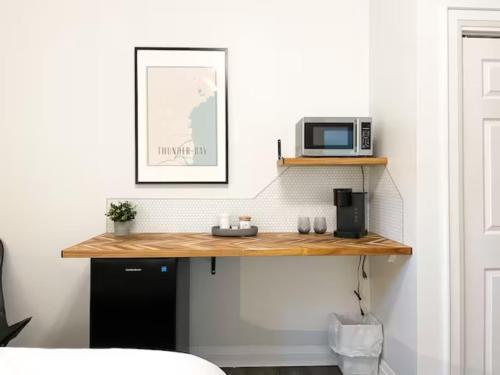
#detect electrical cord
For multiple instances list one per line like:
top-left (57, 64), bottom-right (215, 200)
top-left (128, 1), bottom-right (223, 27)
top-left (360, 166), bottom-right (365, 193)
top-left (354, 256), bottom-right (365, 316)
top-left (354, 255), bottom-right (368, 316)
top-left (362, 255), bottom-right (367, 279)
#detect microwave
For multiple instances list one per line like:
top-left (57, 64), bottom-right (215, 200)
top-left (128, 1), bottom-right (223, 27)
top-left (295, 117), bottom-right (373, 157)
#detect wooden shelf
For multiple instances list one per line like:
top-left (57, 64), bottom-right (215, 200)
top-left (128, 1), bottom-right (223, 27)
top-left (277, 157), bottom-right (388, 166)
top-left (61, 232), bottom-right (411, 258)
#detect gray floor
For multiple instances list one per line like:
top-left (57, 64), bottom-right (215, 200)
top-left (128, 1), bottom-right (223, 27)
top-left (221, 366), bottom-right (342, 375)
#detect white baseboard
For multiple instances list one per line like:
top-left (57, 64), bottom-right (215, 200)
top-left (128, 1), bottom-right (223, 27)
top-left (189, 345), bottom-right (337, 368)
top-left (379, 359), bottom-right (397, 375)
top-left (190, 346), bottom-right (396, 374)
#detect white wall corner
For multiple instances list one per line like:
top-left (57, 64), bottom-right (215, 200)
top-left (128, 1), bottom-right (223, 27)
top-left (380, 359), bottom-right (397, 375)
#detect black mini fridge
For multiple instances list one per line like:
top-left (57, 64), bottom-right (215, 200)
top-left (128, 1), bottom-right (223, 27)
top-left (90, 258), bottom-right (189, 352)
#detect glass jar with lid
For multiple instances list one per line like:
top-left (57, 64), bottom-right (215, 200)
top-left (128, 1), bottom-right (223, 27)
top-left (239, 215), bottom-right (252, 229)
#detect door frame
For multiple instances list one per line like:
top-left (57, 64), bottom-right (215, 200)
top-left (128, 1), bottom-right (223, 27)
top-left (448, 9), bottom-right (500, 375)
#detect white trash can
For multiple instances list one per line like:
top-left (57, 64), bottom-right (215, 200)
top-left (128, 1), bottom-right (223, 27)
top-left (338, 355), bottom-right (379, 375)
top-left (328, 313), bottom-right (383, 375)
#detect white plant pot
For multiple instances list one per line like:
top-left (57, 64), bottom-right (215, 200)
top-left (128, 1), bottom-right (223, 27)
top-left (114, 221), bottom-right (131, 236)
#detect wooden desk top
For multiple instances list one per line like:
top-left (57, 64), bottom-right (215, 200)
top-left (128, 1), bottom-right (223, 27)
top-left (61, 232), bottom-right (412, 258)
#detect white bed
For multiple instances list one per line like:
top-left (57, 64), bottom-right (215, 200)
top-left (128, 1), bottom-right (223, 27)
top-left (0, 347), bottom-right (225, 375)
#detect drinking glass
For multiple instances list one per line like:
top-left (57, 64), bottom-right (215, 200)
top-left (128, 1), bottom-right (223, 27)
top-left (297, 217), bottom-right (311, 234)
top-left (313, 217), bottom-right (327, 234)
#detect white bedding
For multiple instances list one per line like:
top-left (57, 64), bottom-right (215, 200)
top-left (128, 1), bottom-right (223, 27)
top-left (0, 347), bottom-right (225, 375)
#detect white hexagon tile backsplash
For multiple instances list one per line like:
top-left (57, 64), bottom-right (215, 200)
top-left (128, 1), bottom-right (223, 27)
top-left (106, 166), bottom-right (403, 240)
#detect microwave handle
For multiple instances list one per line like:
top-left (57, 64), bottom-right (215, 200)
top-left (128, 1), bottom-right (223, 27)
top-left (354, 119), bottom-right (358, 153)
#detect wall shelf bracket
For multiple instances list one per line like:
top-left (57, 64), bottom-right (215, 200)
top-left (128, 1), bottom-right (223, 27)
top-left (211, 257), bottom-right (216, 275)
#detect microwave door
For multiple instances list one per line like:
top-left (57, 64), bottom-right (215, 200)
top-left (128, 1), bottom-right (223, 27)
top-left (304, 122), bottom-right (357, 156)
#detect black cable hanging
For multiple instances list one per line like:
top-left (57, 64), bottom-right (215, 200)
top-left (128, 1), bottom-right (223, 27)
top-left (354, 255), bottom-right (368, 316)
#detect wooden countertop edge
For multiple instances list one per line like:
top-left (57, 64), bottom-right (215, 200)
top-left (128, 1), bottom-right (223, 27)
top-left (277, 157), bottom-right (389, 166)
top-left (61, 232), bottom-right (412, 258)
top-left (61, 244), bottom-right (412, 258)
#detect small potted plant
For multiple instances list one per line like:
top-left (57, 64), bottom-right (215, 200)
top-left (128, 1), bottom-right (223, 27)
top-left (105, 201), bottom-right (137, 236)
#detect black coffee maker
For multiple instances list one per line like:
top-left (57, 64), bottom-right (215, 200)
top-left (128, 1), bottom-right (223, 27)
top-left (333, 188), bottom-right (367, 238)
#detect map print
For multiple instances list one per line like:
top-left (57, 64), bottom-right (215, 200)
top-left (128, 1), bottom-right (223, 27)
top-left (147, 66), bottom-right (218, 166)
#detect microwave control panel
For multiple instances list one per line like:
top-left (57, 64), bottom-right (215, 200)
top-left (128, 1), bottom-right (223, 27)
top-left (360, 122), bottom-right (371, 150)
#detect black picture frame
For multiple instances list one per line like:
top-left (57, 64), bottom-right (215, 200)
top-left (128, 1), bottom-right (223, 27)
top-left (135, 47), bottom-right (228, 184)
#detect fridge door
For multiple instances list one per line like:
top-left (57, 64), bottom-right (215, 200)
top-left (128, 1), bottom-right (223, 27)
top-left (90, 258), bottom-right (177, 350)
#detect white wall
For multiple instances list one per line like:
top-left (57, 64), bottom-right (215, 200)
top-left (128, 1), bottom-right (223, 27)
top-left (0, 0), bottom-right (370, 364)
top-left (416, 3), bottom-right (500, 375)
top-left (415, 1), bottom-right (449, 374)
top-left (369, 0), bottom-right (417, 374)
top-left (0, 0), bottom-right (105, 346)
top-left (372, 2), bottom-right (500, 375)
top-left (98, 0), bottom-right (370, 199)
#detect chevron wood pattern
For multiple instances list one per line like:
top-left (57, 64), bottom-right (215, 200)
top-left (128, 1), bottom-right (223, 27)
top-left (61, 232), bottom-right (412, 258)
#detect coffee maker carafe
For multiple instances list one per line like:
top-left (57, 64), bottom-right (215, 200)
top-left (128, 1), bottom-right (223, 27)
top-left (333, 188), bottom-right (367, 238)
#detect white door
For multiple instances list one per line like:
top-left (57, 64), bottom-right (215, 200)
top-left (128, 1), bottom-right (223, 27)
top-left (463, 36), bottom-right (500, 375)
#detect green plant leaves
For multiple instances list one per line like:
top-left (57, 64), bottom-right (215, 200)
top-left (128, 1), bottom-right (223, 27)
top-left (105, 201), bottom-right (137, 222)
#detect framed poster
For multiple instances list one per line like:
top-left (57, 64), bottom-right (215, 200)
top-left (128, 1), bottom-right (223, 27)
top-left (135, 47), bottom-right (228, 184)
